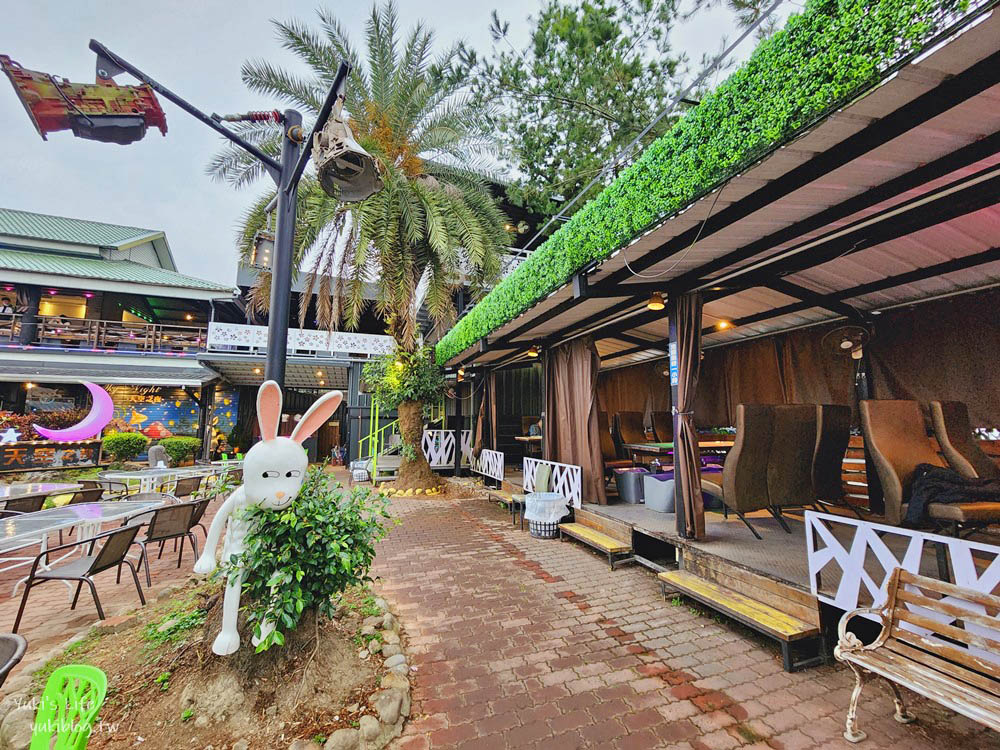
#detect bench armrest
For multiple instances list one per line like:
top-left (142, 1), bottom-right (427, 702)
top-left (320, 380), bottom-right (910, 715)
top-left (835, 606), bottom-right (887, 656)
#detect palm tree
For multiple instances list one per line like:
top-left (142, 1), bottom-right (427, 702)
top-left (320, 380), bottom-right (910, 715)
top-left (210, 1), bottom-right (511, 487)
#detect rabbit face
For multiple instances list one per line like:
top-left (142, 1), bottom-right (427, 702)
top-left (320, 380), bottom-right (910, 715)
top-left (243, 380), bottom-right (344, 511)
top-left (242, 437), bottom-right (309, 509)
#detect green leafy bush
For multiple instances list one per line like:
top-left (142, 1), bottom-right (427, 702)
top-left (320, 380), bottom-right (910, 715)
top-left (102, 432), bottom-right (149, 463)
top-left (435, 0), bottom-right (976, 364)
top-left (229, 466), bottom-right (391, 651)
top-left (158, 436), bottom-right (202, 466)
top-left (362, 346), bottom-right (448, 412)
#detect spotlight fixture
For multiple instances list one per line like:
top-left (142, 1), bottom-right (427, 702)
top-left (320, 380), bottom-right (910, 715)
top-left (316, 370), bottom-right (323, 377)
top-left (646, 292), bottom-right (665, 311)
top-left (319, 380), bottom-right (325, 386)
top-left (25, 382), bottom-right (34, 390)
top-left (185, 313), bottom-right (193, 321)
top-left (457, 373), bottom-right (464, 383)
top-left (457, 366), bottom-right (465, 377)
top-left (253, 367), bottom-right (261, 375)
top-left (527, 345), bottom-right (540, 358)
top-left (716, 320), bottom-right (732, 330)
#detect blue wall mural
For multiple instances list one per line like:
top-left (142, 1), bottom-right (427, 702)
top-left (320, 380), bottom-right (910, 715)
top-left (106, 386), bottom-right (201, 438)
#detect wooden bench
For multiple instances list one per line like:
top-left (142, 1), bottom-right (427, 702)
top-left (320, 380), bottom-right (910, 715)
top-left (558, 517), bottom-right (634, 570)
top-left (835, 567), bottom-right (1000, 743)
top-left (659, 569), bottom-right (824, 672)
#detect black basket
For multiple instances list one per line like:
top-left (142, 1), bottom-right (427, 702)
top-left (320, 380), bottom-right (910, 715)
top-left (529, 520), bottom-right (559, 539)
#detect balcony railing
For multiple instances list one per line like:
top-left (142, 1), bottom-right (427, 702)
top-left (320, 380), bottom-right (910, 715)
top-left (205, 322), bottom-right (394, 358)
top-left (0, 313), bottom-right (207, 354)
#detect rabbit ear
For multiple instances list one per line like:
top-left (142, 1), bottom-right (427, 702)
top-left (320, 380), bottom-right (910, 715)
top-left (257, 380), bottom-right (283, 441)
top-left (291, 390), bottom-right (343, 444)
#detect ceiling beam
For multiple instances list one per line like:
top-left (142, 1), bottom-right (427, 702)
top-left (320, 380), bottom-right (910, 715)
top-left (667, 129), bottom-right (1000, 293)
top-left (719, 167), bottom-right (1000, 290)
top-left (600, 342), bottom-right (666, 361)
top-left (765, 277), bottom-right (867, 322)
top-left (719, 245), bottom-right (1000, 330)
top-left (595, 51), bottom-right (1000, 289)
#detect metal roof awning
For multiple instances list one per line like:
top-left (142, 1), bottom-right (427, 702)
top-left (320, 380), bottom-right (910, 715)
top-left (198, 354), bottom-right (350, 390)
top-left (448, 9), bottom-right (1000, 372)
top-left (0, 359), bottom-right (213, 386)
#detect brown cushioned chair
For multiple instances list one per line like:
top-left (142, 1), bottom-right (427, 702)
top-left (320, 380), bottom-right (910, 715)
top-left (930, 401), bottom-right (1000, 480)
top-left (598, 412), bottom-right (632, 481)
top-left (651, 411), bottom-right (673, 443)
top-left (812, 404), bottom-right (861, 517)
top-left (617, 411), bottom-right (649, 445)
top-left (860, 400), bottom-right (1000, 530)
top-left (766, 405), bottom-right (821, 529)
top-left (702, 404), bottom-right (775, 539)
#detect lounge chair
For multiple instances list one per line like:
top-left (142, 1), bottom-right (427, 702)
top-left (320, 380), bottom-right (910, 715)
top-left (767, 405), bottom-right (822, 529)
top-left (598, 412), bottom-right (632, 482)
top-left (651, 411), bottom-right (673, 443)
top-left (930, 400), bottom-right (1000, 480)
top-left (861, 399), bottom-right (1000, 532)
top-left (701, 404), bottom-right (775, 539)
top-left (13, 525), bottom-right (146, 632)
top-left (617, 411), bottom-right (649, 445)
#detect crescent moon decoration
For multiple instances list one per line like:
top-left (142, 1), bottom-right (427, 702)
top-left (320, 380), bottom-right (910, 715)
top-left (34, 382), bottom-right (115, 441)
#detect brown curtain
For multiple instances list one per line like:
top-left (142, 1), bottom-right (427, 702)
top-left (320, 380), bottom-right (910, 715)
top-left (472, 376), bottom-right (488, 459)
top-left (597, 360), bottom-right (671, 425)
top-left (545, 337), bottom-right (606, 504)
top-left (781, 323), bottom-right (857, 421)
top-left (869, 290), bottom-right (1000, 429)
top-left (694, 337), bottom-right (785, 427)
top-left (674, 293), bottom-right (705, 539)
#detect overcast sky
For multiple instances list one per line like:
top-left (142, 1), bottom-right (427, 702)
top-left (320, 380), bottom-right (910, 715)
top-left (0, 1), bottom-right (790, 286)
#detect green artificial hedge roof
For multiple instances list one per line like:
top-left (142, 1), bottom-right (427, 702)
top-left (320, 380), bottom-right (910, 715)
top-left (436, 0), bottom-right (977, 365)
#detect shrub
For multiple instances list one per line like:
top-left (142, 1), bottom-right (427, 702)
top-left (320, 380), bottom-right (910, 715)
top-left (158, 436), bottom-right (202, 466)
top-left (102, 432), bottom-right (148, 463)
top-left (229, 466), bottom-right (391, 651)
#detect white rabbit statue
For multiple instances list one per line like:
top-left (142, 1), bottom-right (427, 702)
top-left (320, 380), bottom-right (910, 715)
top-left (194, 380), bottom-right (343, 655)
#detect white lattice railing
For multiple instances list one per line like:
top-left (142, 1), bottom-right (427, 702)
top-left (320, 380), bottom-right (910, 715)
top-left (473, 449), bottom-right (505, 482)
top-left (523, 457), bottom-right (583, 508)
top-left (421, 430), bottom-right (472, 468)
top-left (206, 322), bottom-right (393, 357)
top-left (806, 511), bottom-right (1000, 614)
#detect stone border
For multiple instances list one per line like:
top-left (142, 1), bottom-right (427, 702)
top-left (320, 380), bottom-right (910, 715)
top-left (322, 595), bottom-right (412, 750)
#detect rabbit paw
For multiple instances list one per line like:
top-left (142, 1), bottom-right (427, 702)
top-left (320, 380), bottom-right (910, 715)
top-left (211, 629), bottom-right (241, 656)
top-left (251, 620), bottom-right (276, 648)
top-left (193, 556), bottom-right (217, 575)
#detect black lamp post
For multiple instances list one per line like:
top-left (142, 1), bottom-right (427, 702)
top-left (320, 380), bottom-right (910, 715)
top-left (86, 41), bottom-right (375, 387)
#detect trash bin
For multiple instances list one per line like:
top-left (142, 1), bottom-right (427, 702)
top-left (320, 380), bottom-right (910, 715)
top-left (614, 467), bottom-right (649, 503)
top-left (523, 492), bottom-right (569, 539)
top-left (643, 472), bottom-right (675, 512)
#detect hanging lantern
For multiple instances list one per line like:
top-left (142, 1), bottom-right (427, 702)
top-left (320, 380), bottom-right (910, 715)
top-left (646, 292), bottom-right (665, 311)
top-left (313, 97), bottom-right (382, 203)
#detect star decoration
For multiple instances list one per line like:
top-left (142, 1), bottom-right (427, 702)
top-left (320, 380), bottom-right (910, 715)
top-left (0, 428), bottom-right (21, 444)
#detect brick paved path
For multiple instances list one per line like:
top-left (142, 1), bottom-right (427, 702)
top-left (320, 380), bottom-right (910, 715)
top-left (375, 492), bottom-right (1000, 750)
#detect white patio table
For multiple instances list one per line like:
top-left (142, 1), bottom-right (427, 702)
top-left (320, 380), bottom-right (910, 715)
top-left (0, 498), bottom-right (166, 594)
top-left (0, 483), bottom-right (82, 499)
top-left (100, 465), bottom-right (221, 494)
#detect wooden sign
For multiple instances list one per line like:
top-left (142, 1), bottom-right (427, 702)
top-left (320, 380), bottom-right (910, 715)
top-left (0, 439), bottom-right (102, 472)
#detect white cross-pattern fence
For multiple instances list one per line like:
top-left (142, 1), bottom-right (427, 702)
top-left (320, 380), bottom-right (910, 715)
top-left (806, 510), bottom-right (1000, 612)
top-left (523, 457), bottom-right (583, 508)
top-left (472, 449), bottom-right (505, 483)
top-left (421, 429), bottom-right (472, 468)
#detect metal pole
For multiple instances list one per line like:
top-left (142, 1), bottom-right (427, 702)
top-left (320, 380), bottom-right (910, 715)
top-left (265, 110), bottom-right (303, 386)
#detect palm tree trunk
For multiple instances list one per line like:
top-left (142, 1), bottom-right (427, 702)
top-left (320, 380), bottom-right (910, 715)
top-left (395, 400), bottom-right (440, 489)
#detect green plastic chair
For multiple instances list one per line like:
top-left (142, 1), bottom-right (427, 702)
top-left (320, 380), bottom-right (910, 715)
top-left (220, 453), bottom-right (228, 461)
top-left (31, 665), bottom-right (107, 750)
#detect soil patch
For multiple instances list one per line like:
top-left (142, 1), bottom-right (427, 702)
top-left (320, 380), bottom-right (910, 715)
top-left (32, 582), bottom-right (385, 749)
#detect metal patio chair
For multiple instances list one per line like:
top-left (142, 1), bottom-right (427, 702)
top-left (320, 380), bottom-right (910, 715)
top-left (12, 524), bottom-right (146, 633)
top-left (0, 633), bottom-right (26, 688)
top-left (0, 493), bottom-right (47, 519)
top-left (80, 479), bottom-right (130, 499)
top-left (159, 474), bottom-right (203, 499)
top-left (133, 501), bottom-right (204, 586)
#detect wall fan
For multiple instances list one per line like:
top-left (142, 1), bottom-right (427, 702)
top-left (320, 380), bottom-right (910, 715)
top-left (822, 325), bottom-right (872, 360)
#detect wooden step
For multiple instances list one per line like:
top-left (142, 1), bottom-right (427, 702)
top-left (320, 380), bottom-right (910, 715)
top-left (559, 523), bottom-right (632, 554)
top-left (658, 570), bottom-right (819, 642)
